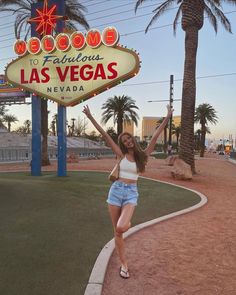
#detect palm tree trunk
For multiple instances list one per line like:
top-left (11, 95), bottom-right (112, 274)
top-left (200, 125), bottom-right (206, 157)
top-left (41, 99), bottom-right (50, 166)
top-left (179, 27), bottom-right (199, 173)
top-left (117, 117), bottom-right (123, 136)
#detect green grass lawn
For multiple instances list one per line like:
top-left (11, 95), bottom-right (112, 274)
top-left (0, 171), bottom-right (200, 295)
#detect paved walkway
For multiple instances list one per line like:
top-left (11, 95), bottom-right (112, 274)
top-left (1, 154), bottom-right (236, 295)
top-left (102, 155), bottom-right (236, 295)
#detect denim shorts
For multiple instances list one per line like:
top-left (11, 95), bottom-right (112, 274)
top-left (107, 180), bottom-right (139, 207)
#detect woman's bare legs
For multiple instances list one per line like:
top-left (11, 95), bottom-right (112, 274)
top-left (108, 204), bottom-right (136, 270)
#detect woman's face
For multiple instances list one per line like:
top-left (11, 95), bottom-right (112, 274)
top-left (121, 134), bottom-right (134, 149)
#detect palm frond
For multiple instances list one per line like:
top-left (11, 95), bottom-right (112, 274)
top-left (24, 25), bottom-right (31, 40)
top-left (13, 6), bottom-right (31, 15)
top-left (208, 2), bottom-right (232, 33)
top-left (204, 4), bottom-right (218, 33)
top-left (65, 1), bottom-right (89, 30)
top-left (15, 13), bottom-right (30, 38)
top-left (173, 4), bottom-right (182, 35)
top-left (101, 95), bottom-right (139, 131)
top-left (65, 9), bottom-right (89, 30)
top-left (134, 0), bottom-right (147, 13)
top-left (145, 0), bottom-right (176, 33)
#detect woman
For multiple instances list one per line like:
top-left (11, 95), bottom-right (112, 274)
top-left (82, 104), bottom-right (173, 279)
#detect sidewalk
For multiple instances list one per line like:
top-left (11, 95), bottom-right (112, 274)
top-left (102, 155), bottom-right (236, 295)
top-left (1, 155), bottom-right (236, 294)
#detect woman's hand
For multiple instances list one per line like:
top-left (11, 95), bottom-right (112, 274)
top-left (167, 104), bottom-right (174, 116)
top-left (82, 105), bottom-right (92, 119)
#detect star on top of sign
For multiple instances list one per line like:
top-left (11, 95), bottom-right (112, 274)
top-left (28, 0), bottom-right (64, 36)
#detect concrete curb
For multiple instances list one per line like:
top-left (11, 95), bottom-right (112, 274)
top-left (228, 158), bottom-right (236, 165)
top-left (84, 177), bottom-right (208, 295)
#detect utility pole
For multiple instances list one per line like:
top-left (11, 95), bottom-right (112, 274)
top-left (168, 74), bottom-right (174, 146)
top-left (147, 74), bottom-right (180, 153)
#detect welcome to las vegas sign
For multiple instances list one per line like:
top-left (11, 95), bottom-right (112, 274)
top-left (5, 27), bottom-right (140, 107)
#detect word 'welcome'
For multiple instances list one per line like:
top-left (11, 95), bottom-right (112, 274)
top-left (14, 27), bottom-right (119, 56)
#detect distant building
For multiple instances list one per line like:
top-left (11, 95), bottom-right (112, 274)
top-left (142, 116), bottom-right (162, 142)
top-left (142, 116), bottom-right (181, 142)
top-left (172, 116), bottom-right (181, 129)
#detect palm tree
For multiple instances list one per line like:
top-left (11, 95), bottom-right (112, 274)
top-left (135, 0), bottom-right (234, 172)
top-left (15, 119), bottom-right (31, 134)
top-left (194, 128), bottom-right (202, 151)
top-left (3, 114), bottom-right (18, 132)
top-left (0, 106), bottom-right (8, 128)
top-left (52, 114), bottom-right (58, 136)
top-left (194, 103), bottom-right (218, 157)
top-left (50, 120), bottom-right (56, 136)
top-left (70, 118), bottom-right (76, 137)
top-left (24, 120), bottom-right (31, 134)
top-left (74, 116), bottom-right (86, 137)
top-left (101, 95), bottom-right (139, 136)
top-left (0, 106), bottom-right (7, 117)
top-left (0, 0), bottom-right (89, 165)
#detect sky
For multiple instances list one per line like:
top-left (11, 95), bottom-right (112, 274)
top-left (0, 0), bottom-right (236, 142)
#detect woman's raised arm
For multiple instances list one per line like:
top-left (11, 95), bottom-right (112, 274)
top-left (145, 105), bottom-right (174, 157)
top-left (82, 105), bottom-right (123, 157)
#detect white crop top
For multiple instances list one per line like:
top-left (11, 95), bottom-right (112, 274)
top-left (119, 156), bottom-right (139, 180)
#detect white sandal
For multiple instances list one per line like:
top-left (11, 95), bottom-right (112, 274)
top-left (119, 266), bottom-right (130, 279)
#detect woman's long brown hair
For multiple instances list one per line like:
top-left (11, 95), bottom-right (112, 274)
top-left (118, 132), bottom-right (148, 173)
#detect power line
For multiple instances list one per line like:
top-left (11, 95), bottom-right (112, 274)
top-left (121, 23), bottom-right (173, 37)
top-left (0, 53), bottom-right (235, 85)
top-left (0, 21), bottom-right (15, 28)
top-left (0, 0), bottom-right (111, 19)
top-left (1, 9), bottom-right (236, 49)
top-left (86, 2), bottom-right (164, 22)
top-left (0, 21), bottom-right (173, 50)
top-left (89, 11), bottom-right (154, 29)
top-left (1, 4), bottom-right (235, 37)
top-left (1, 7), bottom-right (235, 39)
top-left (84, 1), bottom-right (163, 17)
top-left (1, 36), bottom-right (16, 43)
top-left (120, 73), bottom-right (236, 87)
top-left (120, 10), bottom-right (236, 37)
top-left (85, 2), bottom-right (134, 16)
top-left (0, 2), bottom-right (162, 22)
top-left (0, 13), bottom-right (16, 19)
top-left (0, 56), bottom-right (15, 62)
top-left (0, 2), bottom-right (162, 37)
top-left (86, 0), bottom-right (109, 8)
top-left (80, 0), bottom-right (100, 4)
top-left (0, 29), bottom-right (27, 39)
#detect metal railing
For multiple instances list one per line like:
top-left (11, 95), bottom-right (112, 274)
top-left (0, 147), bottom-right (114, 163)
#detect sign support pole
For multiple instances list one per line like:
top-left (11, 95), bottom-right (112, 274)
top-left (56, 0), bottom-right (67, 176)
top-left (31, 3), bottom-right (41, 176)
top-left (57, 105), bottom-right (67, 176)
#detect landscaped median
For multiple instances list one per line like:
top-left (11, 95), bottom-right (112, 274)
top-left (0, 171), bottom-right (201, 295)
